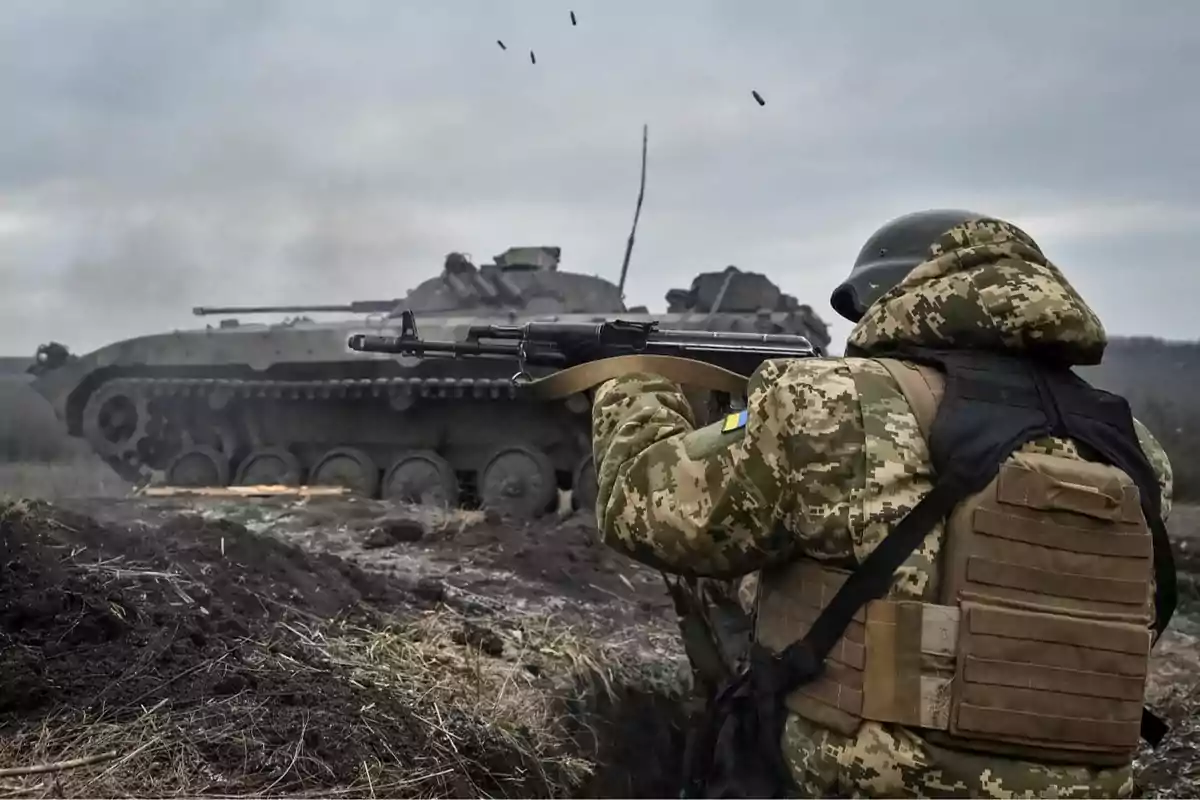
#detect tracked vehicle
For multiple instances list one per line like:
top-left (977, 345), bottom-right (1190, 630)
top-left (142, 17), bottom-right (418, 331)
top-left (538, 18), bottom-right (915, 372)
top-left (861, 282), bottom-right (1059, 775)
top-left (28, 247), bottom-right (829, 518)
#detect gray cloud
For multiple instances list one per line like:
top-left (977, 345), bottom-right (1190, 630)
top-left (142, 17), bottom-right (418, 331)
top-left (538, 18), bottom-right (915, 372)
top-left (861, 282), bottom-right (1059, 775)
top-left (0, 0), bottom-right (1196, 354)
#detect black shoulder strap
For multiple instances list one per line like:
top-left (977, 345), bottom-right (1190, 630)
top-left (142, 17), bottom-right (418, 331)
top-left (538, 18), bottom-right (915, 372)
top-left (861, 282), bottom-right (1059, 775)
top-left (1037, 367), bottom-right (1177, 640)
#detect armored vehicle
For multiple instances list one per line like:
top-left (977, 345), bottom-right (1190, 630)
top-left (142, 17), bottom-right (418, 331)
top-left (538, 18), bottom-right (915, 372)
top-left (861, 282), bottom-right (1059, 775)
top-left (28, 248), bottom-right (829, 518)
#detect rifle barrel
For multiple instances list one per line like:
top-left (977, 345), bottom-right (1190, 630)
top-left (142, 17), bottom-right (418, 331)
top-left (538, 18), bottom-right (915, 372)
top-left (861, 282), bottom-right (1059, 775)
top-left (348, 333), bottom-right (556, 361)
top-left (645, 328), bottom-right (813, 348)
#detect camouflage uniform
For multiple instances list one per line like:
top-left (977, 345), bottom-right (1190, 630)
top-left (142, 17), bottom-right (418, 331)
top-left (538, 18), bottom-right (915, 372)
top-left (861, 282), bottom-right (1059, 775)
top-left (591, 220), bottom-right (1173, 798)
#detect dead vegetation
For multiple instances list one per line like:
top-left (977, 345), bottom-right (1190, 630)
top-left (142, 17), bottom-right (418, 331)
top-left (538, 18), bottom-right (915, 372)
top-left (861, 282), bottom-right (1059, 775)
top-left (0, 615), bottom-right (671, 798)
top-left (0, 500), bottom-right (688, 798)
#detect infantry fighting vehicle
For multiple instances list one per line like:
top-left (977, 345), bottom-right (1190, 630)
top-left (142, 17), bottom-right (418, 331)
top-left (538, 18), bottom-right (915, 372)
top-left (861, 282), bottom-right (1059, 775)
top-left (28, 246), bottom-right (830, 518)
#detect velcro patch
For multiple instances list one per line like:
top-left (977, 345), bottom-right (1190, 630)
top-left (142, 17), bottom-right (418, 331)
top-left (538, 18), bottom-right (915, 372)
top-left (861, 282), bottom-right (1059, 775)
top-left (721, 409), bottom-right (749, 433)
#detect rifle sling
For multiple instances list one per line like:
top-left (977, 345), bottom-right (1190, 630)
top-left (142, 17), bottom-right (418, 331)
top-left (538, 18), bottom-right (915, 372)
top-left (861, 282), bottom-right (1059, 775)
top-left (519, 355), bottom-right (750, 400)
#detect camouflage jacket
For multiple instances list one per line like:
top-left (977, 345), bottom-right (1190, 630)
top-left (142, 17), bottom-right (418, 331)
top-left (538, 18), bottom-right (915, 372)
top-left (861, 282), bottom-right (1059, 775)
top-left (591, 220), bottom-right (1173, 799)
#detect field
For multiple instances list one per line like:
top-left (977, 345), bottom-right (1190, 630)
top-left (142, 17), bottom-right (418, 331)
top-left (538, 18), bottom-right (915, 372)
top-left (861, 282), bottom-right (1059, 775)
top-left (2, 363), bottom-right (1200, 798)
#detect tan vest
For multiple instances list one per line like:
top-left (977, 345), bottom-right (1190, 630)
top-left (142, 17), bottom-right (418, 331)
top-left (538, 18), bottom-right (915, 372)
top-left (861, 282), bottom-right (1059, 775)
top-left (753, 358), bottom-right (1155, 767)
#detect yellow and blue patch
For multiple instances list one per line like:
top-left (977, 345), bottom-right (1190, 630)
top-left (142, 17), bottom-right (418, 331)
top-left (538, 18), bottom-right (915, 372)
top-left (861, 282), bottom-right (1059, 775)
top-left (721, 409), bottom-right (749, 433)
top-left (682, 408), bottom-right (750, 459)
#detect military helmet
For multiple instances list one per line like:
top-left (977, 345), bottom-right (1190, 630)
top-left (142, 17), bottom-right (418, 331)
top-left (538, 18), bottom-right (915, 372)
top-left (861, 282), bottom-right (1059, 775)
top-left (831, 209), bottom-right (987, 323)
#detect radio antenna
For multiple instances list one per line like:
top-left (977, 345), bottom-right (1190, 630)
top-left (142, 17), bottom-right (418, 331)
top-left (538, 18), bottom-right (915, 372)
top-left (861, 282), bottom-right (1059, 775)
top-left (616, 123), bottom-right (648, 301)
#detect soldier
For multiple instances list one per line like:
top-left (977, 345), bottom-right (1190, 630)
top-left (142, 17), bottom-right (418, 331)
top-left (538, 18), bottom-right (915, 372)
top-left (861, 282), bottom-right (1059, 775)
top-left (591, 210), bottom-right (1178, 798)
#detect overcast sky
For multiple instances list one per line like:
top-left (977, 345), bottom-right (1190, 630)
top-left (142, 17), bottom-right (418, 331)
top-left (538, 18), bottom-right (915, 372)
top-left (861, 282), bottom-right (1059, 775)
top-left (1, 0), bottom-right (1197, 356)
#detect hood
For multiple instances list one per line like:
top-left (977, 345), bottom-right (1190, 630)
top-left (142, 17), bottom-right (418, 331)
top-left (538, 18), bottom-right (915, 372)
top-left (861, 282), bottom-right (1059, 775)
top-left (845, 219), bottom-right (1106, 366)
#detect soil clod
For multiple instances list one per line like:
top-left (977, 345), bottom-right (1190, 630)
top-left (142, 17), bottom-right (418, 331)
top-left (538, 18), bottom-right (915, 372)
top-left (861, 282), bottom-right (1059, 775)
top-left (0, 498), bottom-right (689, 798)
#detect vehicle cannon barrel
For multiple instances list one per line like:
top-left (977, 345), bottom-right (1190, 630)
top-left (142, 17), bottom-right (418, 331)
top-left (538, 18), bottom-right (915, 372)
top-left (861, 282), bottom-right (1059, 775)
top-left (192, 300), bottom-right (406, 316)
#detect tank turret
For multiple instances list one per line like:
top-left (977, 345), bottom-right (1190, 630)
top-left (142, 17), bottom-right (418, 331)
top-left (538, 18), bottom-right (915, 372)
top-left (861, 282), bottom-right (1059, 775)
top-left (667, 265), bottom-right (791, 313)
top-left (656, 266), bottom-right (831, 351)
top-left (405, 246), bottom-right (626, 315)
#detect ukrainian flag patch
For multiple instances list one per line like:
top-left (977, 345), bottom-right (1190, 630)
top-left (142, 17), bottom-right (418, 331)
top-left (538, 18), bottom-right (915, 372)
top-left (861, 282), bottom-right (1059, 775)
top-left (721, 409), bottom-right (749, 433)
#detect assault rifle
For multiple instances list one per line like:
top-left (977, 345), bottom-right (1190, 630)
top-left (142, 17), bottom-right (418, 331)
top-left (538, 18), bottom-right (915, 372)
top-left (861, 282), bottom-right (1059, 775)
top-left (346, 310), bottom-right (821, 401)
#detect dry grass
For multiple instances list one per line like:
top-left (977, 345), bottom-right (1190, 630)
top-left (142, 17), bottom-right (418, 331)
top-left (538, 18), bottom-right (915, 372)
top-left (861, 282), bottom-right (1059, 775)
top-left (308, 610), bottom-right (681, 796)
top-left (0, 497), bottom-right (687, 797)
top-left (0, 684), bottom-right (294, 799)
top-left (0, 562), bottom-right (686, 798)
top-left (327, 605), bottom-right (684, 721)
top-left (419, 506), bottom-right (490, 538)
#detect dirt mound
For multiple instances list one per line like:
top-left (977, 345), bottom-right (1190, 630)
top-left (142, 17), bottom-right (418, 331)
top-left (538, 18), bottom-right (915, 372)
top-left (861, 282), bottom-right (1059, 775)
top-left (0, 501), bottom-right (688, 798)
top-left (67, 510), bottom-right (403, 621)
top-left (0, 502), bottom-right (399, 716)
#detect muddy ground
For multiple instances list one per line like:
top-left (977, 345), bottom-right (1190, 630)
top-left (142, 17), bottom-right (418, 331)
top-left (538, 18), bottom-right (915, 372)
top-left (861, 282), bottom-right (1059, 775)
top-left (0, 488), bottom-right (689, 798)
top-left (0, 467), bottom-right (1198, 797)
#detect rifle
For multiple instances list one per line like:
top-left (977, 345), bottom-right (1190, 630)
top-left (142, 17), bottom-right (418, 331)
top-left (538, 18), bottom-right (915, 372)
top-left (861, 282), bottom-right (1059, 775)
top-left (346, 310), bottom-right (821, 402)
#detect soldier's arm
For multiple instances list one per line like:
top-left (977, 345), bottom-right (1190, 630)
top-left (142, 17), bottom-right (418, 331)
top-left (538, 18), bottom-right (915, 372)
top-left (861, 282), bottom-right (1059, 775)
top-left (1131, 416), bottom-right (1175, 640)
top-left (591, 358), bottom-right (861, 579)
top-left (1132, 417), bottom-right (1173, 521)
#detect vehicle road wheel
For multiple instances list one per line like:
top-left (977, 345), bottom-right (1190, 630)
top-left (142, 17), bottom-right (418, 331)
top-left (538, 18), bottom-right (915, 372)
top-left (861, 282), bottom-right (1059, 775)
top-left (309, 447), bottom-right (380, 497)
top-left (571, 454), bottom-right (598, 515)
top-left (382, 450), bottom-right (460, 507)
top-left (165, 445), bottom-right (230, 487)
top-left (80, 384), bottom-right (149, 461)
top-left (234, 447), bottom-right (302, 487)
top-left (478, 445), bottom-right (557, 520)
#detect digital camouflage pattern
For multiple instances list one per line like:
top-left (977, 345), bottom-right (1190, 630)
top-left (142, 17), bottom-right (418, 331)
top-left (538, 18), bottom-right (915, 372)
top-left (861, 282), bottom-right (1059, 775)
top-left (592, 218), bottom-right (1173, 798)
top-left (845, 218), bottom-right (1108, 366)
